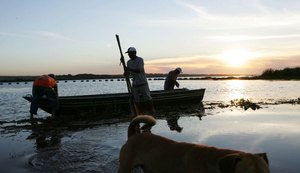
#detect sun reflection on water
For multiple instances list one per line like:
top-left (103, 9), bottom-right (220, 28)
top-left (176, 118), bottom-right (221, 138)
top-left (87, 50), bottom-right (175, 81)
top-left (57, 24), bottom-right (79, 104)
top-left (226, 80), bottom-right (245, 100)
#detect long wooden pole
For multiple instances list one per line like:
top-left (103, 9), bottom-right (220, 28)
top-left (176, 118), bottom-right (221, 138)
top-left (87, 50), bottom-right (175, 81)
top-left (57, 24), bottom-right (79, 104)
top-left (115, 34), bottom-right (137, 116)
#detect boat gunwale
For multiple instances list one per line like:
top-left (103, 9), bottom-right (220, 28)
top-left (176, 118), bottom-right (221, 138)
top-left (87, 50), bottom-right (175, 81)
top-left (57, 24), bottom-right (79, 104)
top-left (22, 88), bottom-right (205, 116)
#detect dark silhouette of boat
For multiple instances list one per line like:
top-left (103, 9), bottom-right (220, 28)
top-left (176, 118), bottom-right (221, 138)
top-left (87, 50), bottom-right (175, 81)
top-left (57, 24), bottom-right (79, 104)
top-left (23, 88), bottom-right (205, 118)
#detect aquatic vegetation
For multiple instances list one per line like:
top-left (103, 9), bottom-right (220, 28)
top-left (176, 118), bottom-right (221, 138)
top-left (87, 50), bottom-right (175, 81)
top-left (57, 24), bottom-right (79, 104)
top-left (230, 98), bottom-right (261, 110)
top-left (204, 99), bottom-right (261, 111)
top-left (274, 98), bottom-right (300, 105)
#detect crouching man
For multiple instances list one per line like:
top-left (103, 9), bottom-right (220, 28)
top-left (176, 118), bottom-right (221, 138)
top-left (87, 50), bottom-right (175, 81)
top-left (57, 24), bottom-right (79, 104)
top-left (30, 74), bottom-right (58, 118)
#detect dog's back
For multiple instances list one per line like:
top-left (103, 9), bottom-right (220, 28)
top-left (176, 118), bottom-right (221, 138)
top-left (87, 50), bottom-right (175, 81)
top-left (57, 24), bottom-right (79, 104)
top-left (119, 115), bottom-right (270, 173)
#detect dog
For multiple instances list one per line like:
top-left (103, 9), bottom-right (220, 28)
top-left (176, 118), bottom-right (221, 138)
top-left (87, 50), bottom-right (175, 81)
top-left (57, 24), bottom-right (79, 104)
top-left (118, 115), bottom-right (270, 173)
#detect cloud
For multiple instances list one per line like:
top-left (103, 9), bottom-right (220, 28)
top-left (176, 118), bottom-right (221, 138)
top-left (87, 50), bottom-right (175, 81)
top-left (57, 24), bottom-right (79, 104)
top-left (146, 0), bottom-right (300, 30)
top-left (145, 55), bottom-right (223, 73)
top-left (0, 31), bottom-right (74, 41)
top-left (251, 55), bottom-right (300, 67)
top-left (177, 0), bottom-right (217, 20)
top-left (205, 34), bottom-right (300, 41)
top-left (35, 31), bottom-right (73, 41)
top-left (146, 55), bottom-right (216, 66)
top-left (0, 32), bottom-right (13, 36)
top-left (145, 52), bottom-right (300, 75)
top-left (0, 31), bottom-right (26, 38)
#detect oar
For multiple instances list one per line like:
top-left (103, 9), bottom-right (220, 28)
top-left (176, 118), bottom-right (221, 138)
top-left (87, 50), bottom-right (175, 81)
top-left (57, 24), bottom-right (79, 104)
top-left (115, 34), bottom-right (138, 117)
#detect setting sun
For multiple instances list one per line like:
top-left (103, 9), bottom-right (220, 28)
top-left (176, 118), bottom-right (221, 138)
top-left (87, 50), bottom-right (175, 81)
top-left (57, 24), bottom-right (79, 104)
top-left (218, 49), bottom-right (258, 67)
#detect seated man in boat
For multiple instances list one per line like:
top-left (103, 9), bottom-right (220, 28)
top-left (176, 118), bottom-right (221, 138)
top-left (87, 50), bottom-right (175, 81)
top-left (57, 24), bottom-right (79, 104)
top-left (30, 74), bottom-right (59, 118)
top-left (124, 47), bottom-right (154, 116)
top-left (164, 67), bottom-right (182, 91)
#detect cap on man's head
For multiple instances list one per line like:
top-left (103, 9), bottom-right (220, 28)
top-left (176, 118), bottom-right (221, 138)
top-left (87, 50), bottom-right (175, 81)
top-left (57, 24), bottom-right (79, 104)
top-left (175, 67), bottom-right (182, 73)
top-left (125, 47), bottom-right (137, 53)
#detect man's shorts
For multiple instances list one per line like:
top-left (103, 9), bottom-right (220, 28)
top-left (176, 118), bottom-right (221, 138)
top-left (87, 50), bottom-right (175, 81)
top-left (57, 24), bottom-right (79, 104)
top-left (132, 83), bottom-right (152, 103)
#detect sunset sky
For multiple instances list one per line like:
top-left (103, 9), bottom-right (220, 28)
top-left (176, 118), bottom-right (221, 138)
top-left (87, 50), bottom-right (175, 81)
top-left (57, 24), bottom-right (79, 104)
top-left (1, 0), bottom-right (300, 76)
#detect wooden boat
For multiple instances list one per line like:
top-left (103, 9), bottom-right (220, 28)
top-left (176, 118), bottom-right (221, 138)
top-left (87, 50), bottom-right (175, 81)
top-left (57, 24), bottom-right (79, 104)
top-left (23, 88), bottom-right (205, 118)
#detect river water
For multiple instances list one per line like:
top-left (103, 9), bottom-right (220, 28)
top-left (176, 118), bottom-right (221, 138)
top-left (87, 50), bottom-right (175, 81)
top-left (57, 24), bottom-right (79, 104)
top-left (0, 79), bottom-right (300, 172)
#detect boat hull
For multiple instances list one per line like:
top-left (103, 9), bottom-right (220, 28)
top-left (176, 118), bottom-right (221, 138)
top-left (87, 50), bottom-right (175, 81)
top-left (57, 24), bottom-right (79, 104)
top-left (23, 88), bottom-right (205, 118)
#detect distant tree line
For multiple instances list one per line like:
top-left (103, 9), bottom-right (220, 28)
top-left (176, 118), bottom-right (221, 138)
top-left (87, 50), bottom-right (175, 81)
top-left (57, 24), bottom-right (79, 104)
top-left (1, 67), bottom-right (299, 82)
top-left (260, 67), bottom-right (300, 79)
top-left (0, 73), bottom-right (170, 82)
top-left (0, 73), bottom-right (213, 82)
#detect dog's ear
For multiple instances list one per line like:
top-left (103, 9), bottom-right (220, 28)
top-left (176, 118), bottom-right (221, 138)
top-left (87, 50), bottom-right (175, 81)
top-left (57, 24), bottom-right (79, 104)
top-left (219, 153), bottom-right (242, 173)
top-left (255, 153), bottom-right (269, 165)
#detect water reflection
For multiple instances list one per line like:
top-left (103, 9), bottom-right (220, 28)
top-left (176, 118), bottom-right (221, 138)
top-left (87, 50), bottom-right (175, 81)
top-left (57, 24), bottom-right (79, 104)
top-left (166, 114), bottom-right (183, 132)
top-left (0, 104), bottom-right (299, 173)
top-left (158, 103), bottom-right (205, 133)
top-left (27, 119), bottom-right (62, 150)
top-left (226, 80), bottom-right (245, 100)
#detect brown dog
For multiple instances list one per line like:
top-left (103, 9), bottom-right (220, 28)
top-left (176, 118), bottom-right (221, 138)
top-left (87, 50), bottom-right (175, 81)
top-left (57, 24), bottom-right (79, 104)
top-left (119, 115), bottom-right (270, 173)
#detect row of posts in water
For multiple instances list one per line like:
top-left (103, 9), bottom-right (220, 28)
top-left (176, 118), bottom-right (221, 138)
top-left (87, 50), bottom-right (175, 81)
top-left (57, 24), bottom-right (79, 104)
top-left (0, 77), bottom-right (208, 85)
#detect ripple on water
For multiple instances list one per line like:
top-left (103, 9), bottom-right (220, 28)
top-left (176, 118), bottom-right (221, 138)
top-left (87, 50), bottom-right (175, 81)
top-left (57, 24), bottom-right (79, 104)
top-left (27, 126), bottom-right (123, 173)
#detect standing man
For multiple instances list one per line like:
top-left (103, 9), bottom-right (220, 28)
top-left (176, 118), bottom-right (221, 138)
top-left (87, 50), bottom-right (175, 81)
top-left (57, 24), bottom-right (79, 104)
top-left (30, 74), bottom-right (59, 119)
top-left (164, 67), bottom-right (182, 91)
top-left (124, 47), bottom-right (154, 115)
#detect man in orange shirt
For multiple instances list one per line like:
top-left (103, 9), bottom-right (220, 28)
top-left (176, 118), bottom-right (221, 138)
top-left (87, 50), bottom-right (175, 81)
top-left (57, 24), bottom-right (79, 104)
top-left (30, 74), bottom-right (59, 118)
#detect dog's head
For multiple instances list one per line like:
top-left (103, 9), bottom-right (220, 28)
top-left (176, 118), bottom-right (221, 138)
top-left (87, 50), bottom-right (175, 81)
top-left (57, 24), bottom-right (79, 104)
top-left (219, 153), bottom-right (270, 173)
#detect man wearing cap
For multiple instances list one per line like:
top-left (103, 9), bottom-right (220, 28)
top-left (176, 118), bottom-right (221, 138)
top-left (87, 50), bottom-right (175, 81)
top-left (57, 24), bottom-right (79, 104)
top-left (164, 67), bottom-right (182, 91)
top-left (124, 47), bottom-right (154, 115)
top-left (30, 74), bottom-right (59, 118)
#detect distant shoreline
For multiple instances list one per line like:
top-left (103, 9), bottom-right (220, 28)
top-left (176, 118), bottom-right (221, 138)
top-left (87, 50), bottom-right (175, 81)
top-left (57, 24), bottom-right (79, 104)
top-left (0, 74), bottom-right (247, 83)
top-left (0, 73), bottom-right (299, 83)
top-left (1, 67), bottom-right (299, 82)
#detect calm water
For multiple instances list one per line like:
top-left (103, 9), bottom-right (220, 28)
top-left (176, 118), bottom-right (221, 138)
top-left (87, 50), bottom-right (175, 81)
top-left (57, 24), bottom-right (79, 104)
top-left (0, 79), bottom-right (300, 173)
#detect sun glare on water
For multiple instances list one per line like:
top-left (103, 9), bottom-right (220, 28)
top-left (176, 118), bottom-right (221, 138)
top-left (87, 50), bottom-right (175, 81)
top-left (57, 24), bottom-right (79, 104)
top-left (218, 49), bottom-right (258, 67)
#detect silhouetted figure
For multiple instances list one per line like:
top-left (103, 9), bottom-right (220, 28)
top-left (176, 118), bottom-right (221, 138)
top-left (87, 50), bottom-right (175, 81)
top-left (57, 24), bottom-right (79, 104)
top-left (124, 47), bottom-right (154, 115)
top-left (164, 67), bottom-right (182, 91)
top-left (30, 74), bottom-right (58, 118)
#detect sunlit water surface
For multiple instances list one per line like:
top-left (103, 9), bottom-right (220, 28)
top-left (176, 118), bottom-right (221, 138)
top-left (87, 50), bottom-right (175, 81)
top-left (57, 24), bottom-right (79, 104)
top-left (0, 79), bottom-right (300, 173)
